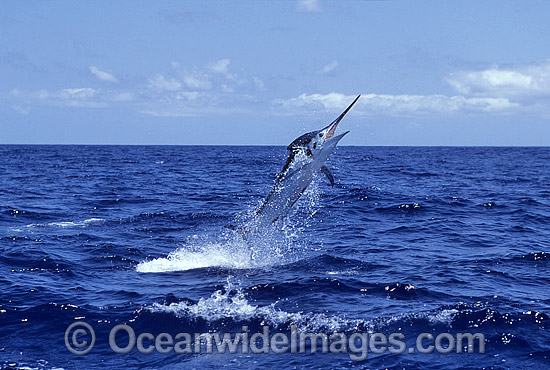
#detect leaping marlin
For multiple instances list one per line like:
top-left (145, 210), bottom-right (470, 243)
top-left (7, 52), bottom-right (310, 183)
top-left (253, 95), bottom-right (361, 229)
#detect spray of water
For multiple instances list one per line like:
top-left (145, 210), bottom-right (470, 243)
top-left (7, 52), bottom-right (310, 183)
top-left (149, 277), bottom-right (360, 332)
top-left (136, 177), bottom-right (324, 273)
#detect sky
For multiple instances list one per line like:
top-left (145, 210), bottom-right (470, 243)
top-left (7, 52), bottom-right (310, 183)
top-left (1, 0), bottom-right (550, 145)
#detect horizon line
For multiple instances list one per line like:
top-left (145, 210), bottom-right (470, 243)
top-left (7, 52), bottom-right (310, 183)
top-left (1, 143), bottom-right (550, 148)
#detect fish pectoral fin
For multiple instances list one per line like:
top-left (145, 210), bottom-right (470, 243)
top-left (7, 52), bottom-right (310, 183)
top-left (320, 165), bottom-right (335, 187)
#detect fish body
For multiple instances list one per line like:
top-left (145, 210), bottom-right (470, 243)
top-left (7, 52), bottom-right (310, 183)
top-left (253, 95), bottom-right (361, 229)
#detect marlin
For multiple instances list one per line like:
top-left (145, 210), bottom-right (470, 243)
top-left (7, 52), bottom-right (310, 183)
top-left (253, 95), bottom-right (360, 229)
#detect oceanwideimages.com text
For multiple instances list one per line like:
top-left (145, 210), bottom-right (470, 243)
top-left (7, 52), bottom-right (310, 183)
top-left (65, 321), bottom-right (486, 361)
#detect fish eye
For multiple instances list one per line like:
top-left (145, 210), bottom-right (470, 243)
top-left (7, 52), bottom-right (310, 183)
top-left (313, 143), bottom-right (317, 149)
top-left (319, 133), bottom-right (323, 137)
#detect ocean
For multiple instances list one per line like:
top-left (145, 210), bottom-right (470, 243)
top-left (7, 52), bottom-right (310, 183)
top-left (0, 145), bottom-right (549, 369)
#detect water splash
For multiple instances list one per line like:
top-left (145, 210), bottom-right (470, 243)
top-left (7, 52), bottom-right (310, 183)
top-left (137, 178), bottom-right (325, 273)
top-left (136, 241), bottom-right (256, 272)
top-left (136, 222), bottom-right (304, 272)
top-left (149, 278), bottom-right (359, 332)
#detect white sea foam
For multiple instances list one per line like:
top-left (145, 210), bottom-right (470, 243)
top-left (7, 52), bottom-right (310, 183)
top-left (11, 218), bottom-right (105, 231)
top-left (428, 308), bottom-right (459, 325)
top-left (149, 279), bottom-right (359, 332)
top-left (136, 242), bottom-right (256, 272)
top-left (148, 280), bottom-right (461, 334)
top-left (136, 229), bottom-right (301, 272)
top-left (48, 218), bottom-right (104, 228)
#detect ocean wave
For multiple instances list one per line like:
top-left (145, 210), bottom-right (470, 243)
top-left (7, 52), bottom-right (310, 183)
top-left (144, 282), bottom-right (507, 335)
top-left (0, 361), bottom-right (66, 370)
top-left (147, 280), bottom-right (361, 333)
top-left (3, 146), bottom-right (550, 369)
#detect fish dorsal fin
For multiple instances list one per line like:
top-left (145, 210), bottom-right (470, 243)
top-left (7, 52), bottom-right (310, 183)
top-left (320, 165), bottom-right (334, 187)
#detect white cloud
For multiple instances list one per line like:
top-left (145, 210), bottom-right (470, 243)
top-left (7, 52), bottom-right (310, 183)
top-left (296, 0), bottom-right (321, 13)
top-left (139, 59), bottom-right (264, 116)
top-left (208, 58), bottom-right (231, 74)
top-left (182, 72), bottom-right (212, 90)
top-left (446, 62), bottom-right (550, 97)
top-left (140, 91), bottom-right (208, 117)
top-left (139, 91), bottom-right (253, 117)
top-left (173, 59), bottom-right (257, 92)
top-left (274, 63), bottom-right (550, 118)
top-left (5, 58), bottom-right (265, 116)
top-left (148, 74), bottom-right (182, 91)
top-left (20, 59), bottom-right (549, 119)
top-left (253, 77), bottom-right (265, 90)
top-left (89, 66), bottom-right (118, 83)
top-left (51, 88), bottom-right (106, 107)
top-left (7, 87), bottom-right (111, 112)
top-left (273, 92), bottom-right (519, 116)
top-left (58, 88), bottom-right (97, 99)
top-left (275, 92), bottom-right (350, 111)
top-left (318, 60), bottom-right (338, 75)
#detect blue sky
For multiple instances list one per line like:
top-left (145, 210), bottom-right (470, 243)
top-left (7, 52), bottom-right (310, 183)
top-left (1, 1), bottom-right (550, 145)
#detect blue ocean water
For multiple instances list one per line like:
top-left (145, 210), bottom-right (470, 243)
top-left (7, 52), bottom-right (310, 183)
top-left (0, 145), bottom-right (549, 369)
